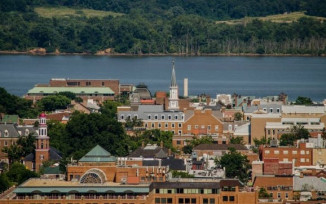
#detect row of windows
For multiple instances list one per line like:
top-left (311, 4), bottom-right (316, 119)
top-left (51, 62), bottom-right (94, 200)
top-left (264, 150), bottom-right (310, 155)
top-left (262, 108), bottom-right (280, 113)
top-left (0, 140), bottom-right (12, 146)
top-left (222, 196), bottom-right (235, 202)
top-left (187, 125), bottom-right (219, 131)
top-left (155, 188), bottom-right (219, 194)
top-left (145, 123), bottom-right (182, 129)
top-left (120, 114), bottom-right (184, 120)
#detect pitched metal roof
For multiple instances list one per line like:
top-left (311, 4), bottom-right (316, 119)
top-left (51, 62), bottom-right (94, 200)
top-left (79, 145), bottom-right (116, 162)
top-left (129, 145), bottom-right (168, 158)
top-left (28, 87), bottom-right (114, 95)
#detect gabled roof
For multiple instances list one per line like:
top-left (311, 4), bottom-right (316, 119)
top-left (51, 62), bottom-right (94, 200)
top-left (79, 145), bottom-right (116, 162)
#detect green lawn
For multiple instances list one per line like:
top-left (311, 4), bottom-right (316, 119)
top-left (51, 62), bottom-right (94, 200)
top-left (34, 6), bottom-right (124, 18)
top-left (216, 12), bottom-right (326, 24)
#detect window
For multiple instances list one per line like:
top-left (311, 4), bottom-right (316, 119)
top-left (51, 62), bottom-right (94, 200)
top-left (161, 115), bottom-right (165, 120)
top-left (300, 150), bottom-right (305, 155)
top-left (210, 198), bottom-right (215, 204)
top-left (168, 115), bottom-right (172, 120)
top-left (215, 125), bottom-right (219, 131)
top-left (151, 123), bottom-right (155, 128)
top-left (277, 193), bottom-right (281, 198)
top-left (148, 115), bottom-right (151, 120)
top-left (172, 123), bottom-right (175, 128)
top-left (178, 130), bottom-right (182, 135)
top-left (285, 193), bottom-right (288, 198)
top-left (300, 158), bottom-right (305, 162)
top-left (208, 125), bottom-right (211, 130)
top-left (145, 123), bottom-right (148, 128)
top-left (274, 150), bottom-right (279, 154)
top-left (270, 108), bottom-right (273, 113)
top-left (306, 158), bottom-right (309, 162)
top-left (195, 125), bottom-right (198, 129)
top-left (222, 196), bottom-right (228, 201)
top-left (86, 81), bottom-right (91, 86)
top-left (187, 125), bottom-right (191, 131)
top-left (263, 108), bottom-right (267, 112)
top-left (283, 158), bottom-right (288, 162)
top-left (177, 140), bottom-right (181, 145)
top-left (272, 129), bottom-right (275, 135)
top-left (121, 115), bottom-right (124, 120)
top-left (158, 123), bottom-right (162, 128)
top-left (40, 155), bottom-right (44, 160)
top-left (102, 82), bottom-right (104, 86)
top-left (4, 141), bottom-right (8, 146)
top-left (283, 150), bottom-right (288, 154)
top-left (155, 115), bottom-right (158, 120)
top-left (268, 130), bottom-right (271, 135)
top-left (201, 125), bottom-right (205, 129)
top-left (228, 124), bottom-right (232, 131)
top-left (229, 196), bottom-right (235, 202)
top-left (178, 198), bottom-right (184, 203)
top-left (178, 123), bottom-right (182, 128)
top-left (277, 108), bottom-right (280, 113)
top-left (292, 151), bottom-right (297, 154)
top-left (165, 123), bottom-right (168, 128)
top-left (203, 199), bottom-right (208, 204)
top-left (175, 115), bottom-right (178, 120)
top-left (4, 130), bottom-right (9, 137)
top-left (265, 150), bottom-right (270, 154)
top-left (306, 151), bottom-right (309, 155)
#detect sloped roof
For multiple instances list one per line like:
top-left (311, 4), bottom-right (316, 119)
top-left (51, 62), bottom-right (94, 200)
top-left (129, 145), bottom-right (169, 158)
top-left (79, 145), bottom-right (116, 162)
top-left (0, 123), bottom-right (20, 138)
top-left (24, 147), bottom-right (62, 162)
top-left (193, 144), bottom-right (248, 151)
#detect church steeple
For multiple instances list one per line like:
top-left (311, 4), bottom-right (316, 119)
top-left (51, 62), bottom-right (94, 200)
top-left (168, 60), bottom-right (179, 111)
top-left (171, 60), bottom-right (177, 87)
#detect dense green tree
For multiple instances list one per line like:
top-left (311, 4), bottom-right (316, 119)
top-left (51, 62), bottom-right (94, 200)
top-left (0, 87), bottom-right (38, 118)
top-left (280, 133), bottom-right (296, 146)
top-left (230, 136), bottom-right (244, 145)
top-left (6, 162), bottom-right (39, 185)
top-left (294, 96), bottom-right (313, 105)
top-left (0, 173), bottom-right (11, 193)
top-left (215, 147), bottom-right (250, 183)
top-left (234, 112), bottom-right (243, 121)
top-left (258, 188), bottom-right (270, 198)
top-left (37, 95), bottom-right (71, 111)
top-left (100, 100), bottom-right (121, 118)
top-left (2, 134), bottom-right (36, 164)
top-left (58, 92), bottom-right (76, 100)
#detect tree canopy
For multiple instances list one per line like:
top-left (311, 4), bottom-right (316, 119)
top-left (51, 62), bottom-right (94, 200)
top-left (215, 147), bottom-right (250, 183)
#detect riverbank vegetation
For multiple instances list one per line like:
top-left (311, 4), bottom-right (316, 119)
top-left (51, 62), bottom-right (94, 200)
top-left (0, 0), bottom-right (326, 55)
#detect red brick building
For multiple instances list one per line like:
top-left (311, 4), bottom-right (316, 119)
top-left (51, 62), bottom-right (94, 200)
top-left (260, 143), bottom-right (313, 167)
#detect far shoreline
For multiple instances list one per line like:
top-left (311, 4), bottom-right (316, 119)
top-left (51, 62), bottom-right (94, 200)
top-left (0, 50), bottom-right (325, 57)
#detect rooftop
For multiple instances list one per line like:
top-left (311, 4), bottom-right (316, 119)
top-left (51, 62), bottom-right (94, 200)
top-left (28, 87), bottom-right (114, 95)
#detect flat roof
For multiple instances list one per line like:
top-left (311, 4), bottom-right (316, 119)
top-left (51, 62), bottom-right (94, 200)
top-left (15, 179), bottom-right (150, 194)
top-left (28, 87), bottom-right (114, 94)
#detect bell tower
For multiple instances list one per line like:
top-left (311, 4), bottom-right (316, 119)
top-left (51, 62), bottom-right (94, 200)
top-left (168, 60), bottom-right (179, 111)
top-left (35, 113), bottom-right (50, 172)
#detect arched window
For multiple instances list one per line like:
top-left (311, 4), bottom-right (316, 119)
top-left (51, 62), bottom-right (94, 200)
top-left (4, 130), bottom-right (9, 137)
top-left (80, 169), bottom-right (106, 184)
top-left (25, 129), bottom-right (29, 136)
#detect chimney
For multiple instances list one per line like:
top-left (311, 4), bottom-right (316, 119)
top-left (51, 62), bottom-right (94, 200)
top-left (206, 96), bottom-right (211, 105)
top-left (160, 141), bottom-right (163, 148)
top-left (168, 148), bottom-right (172, 156)
top-left (184, 78), bottom-right (188, 97)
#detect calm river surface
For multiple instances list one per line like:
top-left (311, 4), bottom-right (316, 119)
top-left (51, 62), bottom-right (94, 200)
top-left (0, 55), bottom-right (326, 101)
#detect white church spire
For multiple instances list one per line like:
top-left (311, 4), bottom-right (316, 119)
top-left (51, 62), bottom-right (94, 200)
top-left (168, 60), bottom-right (179, 111)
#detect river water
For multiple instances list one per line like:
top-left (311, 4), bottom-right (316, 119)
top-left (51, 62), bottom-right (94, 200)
top-left (0, 55), bottom-right (326, 101)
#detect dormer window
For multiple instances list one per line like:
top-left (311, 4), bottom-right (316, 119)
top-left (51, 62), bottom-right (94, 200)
top-left (161, 115), bottom-right (165, 120)
top-left (148, 115), bottom-right (151, 120)
top-left (4, 130), bottom-right (9, 137)
top-left (168, 115), bottom-right (172, 120)
top-left (174, 115), bottom-right (178, 120)
top-left (25, 129), bottom-right (29, 136)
